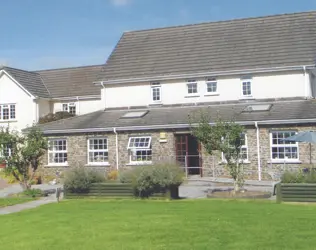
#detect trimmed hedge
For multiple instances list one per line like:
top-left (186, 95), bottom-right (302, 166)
top-left (119, 162), bottom-right (184, 198)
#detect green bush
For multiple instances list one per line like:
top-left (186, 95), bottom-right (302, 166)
top-left (119, 162), bottom-right (184, 198)
top-left (64, 167), bottom-right (105, 193)
top-left (281, 170), bottom-right (316, 183)
top-left (22, 188), bottom-right (43, 198)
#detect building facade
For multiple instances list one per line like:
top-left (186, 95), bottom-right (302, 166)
top-left (15, 11), bottom-right (316, 180)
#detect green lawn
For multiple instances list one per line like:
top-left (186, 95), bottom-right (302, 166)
top-left (0, 197), bottom-right (35, 208)
top-left (0, 199), bottom-right (316, 249)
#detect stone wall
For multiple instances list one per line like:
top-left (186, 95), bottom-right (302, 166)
top-left (40, 124), bottom-right (316, 181)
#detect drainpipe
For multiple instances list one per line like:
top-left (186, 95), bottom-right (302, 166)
top-left (303, 66), bottom-right (312, 99)
top-left (101, 82), bottom-right (106, 109)
top-left (113, 127), bottom-right (119, 170)
top-left (76, 96), bottom-right (80, 115)
top-left (255, 121), bottom-right (261, 181)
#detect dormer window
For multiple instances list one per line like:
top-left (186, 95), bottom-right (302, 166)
top-left (62, 103), bottom-right (76, 115)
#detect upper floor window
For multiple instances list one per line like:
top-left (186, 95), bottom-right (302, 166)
top-left (48, 139), bottom-right (68, 165)
top-left (270, 131), bottom-right (298, 161)
top-left (88, 138), bottom-right (109, 165)
top-left (62, 103), bottom-right (76, 115)
top-left (241, 77), bottom-right (252, 97)
top-left (0, 104), bottom-right (16, 121)
top-left (127, 136), bottom-right (152, 164)
top-left (206, 78), bottom-right (217, 93)
top-left (151, 82), bottom-right (161, 102)
top-left (187, 80), bottom-right (198, 94)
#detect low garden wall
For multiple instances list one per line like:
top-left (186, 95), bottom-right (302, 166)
top-left (276, 183), bottom-right (316, 203)
top-left (64, 183), bottom-right (134, 199)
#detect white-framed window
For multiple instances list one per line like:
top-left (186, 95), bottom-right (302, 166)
top-left (0, 144), bottom-right (12, 157)
top-left (48, 139), bottom-right (68, 165)
top-left (221, 133), bottom-right (248, 162)
top-left (88, 138), bottom-right (108, 164)
top-left (151, 82), bottom-right (161, 102)
top-left (240, 133), bottom-right (248, 160)
top-left (0, 104), bottom-right (16, 121)
top-left (127, 136), bottom-right (152, 163)
top-left (187, 80), bottom-right (198, 94)
top-left (62, 103), bottom-right (76, 115)
top-left (206, 78), bottom-right (217, 93)
top-left (241, 78), bottom-right (252, 97)
top-left (270, 131), bottom-right (298, 161)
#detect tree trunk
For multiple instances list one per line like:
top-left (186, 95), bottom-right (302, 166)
top-left (20, 180), bottom-right (31, 190)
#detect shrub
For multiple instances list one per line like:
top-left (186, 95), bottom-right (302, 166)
top-left (64, 167), bottom-right (105, 193)
top-left (281, 170), bottom-right (316, 183)
top-left (107, 170), bottom-right (118, 181)
top-left (38, 111), bottom-right (75, 124)
top-left (22, 188), bottom-right (43, 198)
top-left (119, 162), bottom-right (184, 198)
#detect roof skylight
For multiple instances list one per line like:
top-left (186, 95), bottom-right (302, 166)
top-left (242, 104), bottom-right (272, 112)
top-left (121, 111), bottom-right (149, 119)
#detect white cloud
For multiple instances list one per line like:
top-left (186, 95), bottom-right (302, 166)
top-left (110, 0), bottom-right (132, 7)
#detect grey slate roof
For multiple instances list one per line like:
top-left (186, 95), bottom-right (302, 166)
top-left (38, 99), bottom-right (316, 134)
top-left (98, 11), bottom-right (316, 82)
top-left (1, 66), bottom-right (50, 98)
top-left (36, 65), bottom-right (103, 98)
top-left (0, 65), bottom-right (103, 98)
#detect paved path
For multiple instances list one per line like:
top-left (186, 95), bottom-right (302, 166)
top-left (0, 194), bottom-right (58, 215)
top-left (0, 184), bottom-right (63, 198)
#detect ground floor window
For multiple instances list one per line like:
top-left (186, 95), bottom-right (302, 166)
top-left (221, 133), bottom-right (248, 162)
top-left (0, 144), bottom-right (12, 158)
top-left (127, 136), bottom-right (152, 163)
top-left (48, 139), bottom-right (68, 164)
top-left (270, 131), bottom-right (298, 161)
top-left (88, 138), bottom-right (108, 164)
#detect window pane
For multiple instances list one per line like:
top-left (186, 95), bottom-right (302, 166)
top-left (10, 105), bottom-right (15, 119)
top-left (152, 87), bottom-right (161, 101)
top-left (187, 83), bottom-right (197, 94)
top-left (242, 81), bottom-right (251, 96)
top-left (207, 82), bottom-right (217, 92)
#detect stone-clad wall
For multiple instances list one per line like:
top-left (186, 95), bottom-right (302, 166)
top-left (40, 125), bottom-right (316, 180)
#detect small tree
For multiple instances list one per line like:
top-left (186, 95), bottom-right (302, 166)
top-left (191, 112), bottom-right (245, 192)
top-left (0, 126), bottom-right (48, 190)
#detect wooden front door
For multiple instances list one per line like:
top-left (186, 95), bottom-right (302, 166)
top-left (175, 134), bottom-right (202, 176)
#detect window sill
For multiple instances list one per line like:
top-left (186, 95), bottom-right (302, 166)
top-left (0, 119), bottom-right (17, 123)
top-left (239, 96), bottom-right (255, 100)
top-left (268, 160), bottom-right (302, 164)
top-left (204, 92), bottom-right (220, 96)
top-left (185, 94), bottom-right (200, 98)
top-left (85, 163), bottom-right (110, 167)
top-left (44, 164), bottom-right (69, 168)
top-left (126, 162), bottom-right (153, 166)
top-left (219, 160), bottom-right (251, 165)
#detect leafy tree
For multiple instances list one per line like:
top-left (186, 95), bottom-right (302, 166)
top-left (0, 126), bottom-right (48, 190)
top-left (191, 112), bottom-right (245, 192)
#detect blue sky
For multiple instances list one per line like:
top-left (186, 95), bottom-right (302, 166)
top-left (1, 0), bottom-right (316, 70)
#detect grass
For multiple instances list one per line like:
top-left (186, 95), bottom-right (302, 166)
top-left (1, 199), bottom-right (316, 249)
top-left (0, 197), bottom-right (35, 208)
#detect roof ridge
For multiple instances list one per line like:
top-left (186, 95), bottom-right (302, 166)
top-left (1, 66), bottom-right (36, 74)
top-left (124, 10), bottom-right (316, 34)
top-left (34, 64), bottom-right (104, 72)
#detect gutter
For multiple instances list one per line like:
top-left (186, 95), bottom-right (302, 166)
top-left (42, 118), bottom-right (316, 135)
top-left (51, 95), bottom-right (101, 101)
top-left (254, 122), bottom-right (261, 181)
top-left (94, 65), bottom-right (315, 85)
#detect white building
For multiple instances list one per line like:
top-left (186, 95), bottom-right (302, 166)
top-left (0, 65), bottom-right (103, 131)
